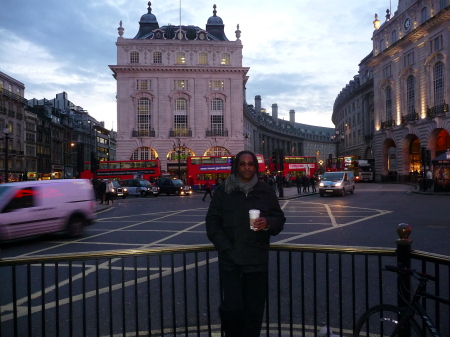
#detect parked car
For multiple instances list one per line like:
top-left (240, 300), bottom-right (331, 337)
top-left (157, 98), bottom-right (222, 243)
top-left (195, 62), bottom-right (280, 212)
top-left (155, 177), bottom-right (192, 196)
top-left (120, 179), bottom-right (159, 197)
top-left (0, 179), bottom-right (96, 242)
top-left (106, 179), bottom-right (129, 199)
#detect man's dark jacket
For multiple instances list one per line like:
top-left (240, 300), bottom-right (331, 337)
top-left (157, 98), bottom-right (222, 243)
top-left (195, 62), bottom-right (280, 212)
top-left (206, 180), bottom-right (285, 272)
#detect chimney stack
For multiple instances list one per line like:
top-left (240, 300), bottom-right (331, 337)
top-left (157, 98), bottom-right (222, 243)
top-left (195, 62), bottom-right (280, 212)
top-left (255, 95), bottom-right (262, 116)
top-left (289, 109), bottom-right (295, 124)
top-left (272, 104), bottom-right (278, 124)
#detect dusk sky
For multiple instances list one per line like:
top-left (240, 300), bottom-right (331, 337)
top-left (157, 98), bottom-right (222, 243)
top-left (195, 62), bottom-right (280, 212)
top-left (1, 0), bottom-right (392, 130)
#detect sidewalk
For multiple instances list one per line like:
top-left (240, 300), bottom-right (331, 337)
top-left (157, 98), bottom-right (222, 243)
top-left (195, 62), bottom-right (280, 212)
top-left (277, 186), bottom-right (316, 200)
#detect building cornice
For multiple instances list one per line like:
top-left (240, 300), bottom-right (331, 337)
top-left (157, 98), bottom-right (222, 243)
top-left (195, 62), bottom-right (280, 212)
top-left (109, 65), bottom-right (250, 74)
top-left (368, 6), bottom-right (450, 67)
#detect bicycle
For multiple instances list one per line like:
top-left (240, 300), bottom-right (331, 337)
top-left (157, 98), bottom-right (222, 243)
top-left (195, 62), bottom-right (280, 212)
top-left (354, 264), bottom-right (450, 336)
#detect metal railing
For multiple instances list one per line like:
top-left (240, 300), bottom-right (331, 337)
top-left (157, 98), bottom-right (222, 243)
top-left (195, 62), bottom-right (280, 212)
top-left (1, 242), bottom-right (449, 336)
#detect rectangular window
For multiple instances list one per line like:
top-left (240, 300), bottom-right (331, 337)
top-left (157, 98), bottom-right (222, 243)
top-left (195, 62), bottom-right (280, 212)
top-left (176, 52), bottom-right (186, 64)
top-left (440, 0), bottom-right (447, 10)
top-left (430, 35), bottom-right (443, 53)
top-left (0, 80), bottom-right (3, 90)
top-left (130, 51), bottom-right (139, 64)
top-left (153, 52), bottom-right (162, 64)
top-left (209, 80), bottom-right (224, 90)
top-left (383, 64), bottom-right (392, 78)
top-left (136, 80), bottom-right (151, 90)
top-left (221, 53), bottom-right (230, 65)
top-left (198, 52), bottom-right (208, 65)
top-left (210, 115), bottom-right (224, 134)
top-left (174, 80), bottom-right (187, 90)
top-left (174, 115), bottom-right (188, 130)
top-left (404, 51), bottom-right (415, 67)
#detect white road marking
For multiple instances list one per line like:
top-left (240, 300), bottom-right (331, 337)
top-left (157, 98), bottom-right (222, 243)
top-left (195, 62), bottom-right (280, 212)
top-left (1, 201), bottom-right (392, 321)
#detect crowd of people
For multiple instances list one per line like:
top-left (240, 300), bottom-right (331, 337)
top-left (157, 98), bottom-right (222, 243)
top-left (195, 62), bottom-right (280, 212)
top-left (91, 178), bottom-right (115, 205)
top-left (258, 173), bottom-right (318, 194)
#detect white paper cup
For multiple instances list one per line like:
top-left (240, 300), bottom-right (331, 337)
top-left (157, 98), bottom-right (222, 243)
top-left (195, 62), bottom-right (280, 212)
top-left (249, 209), bottom-right (260, 230)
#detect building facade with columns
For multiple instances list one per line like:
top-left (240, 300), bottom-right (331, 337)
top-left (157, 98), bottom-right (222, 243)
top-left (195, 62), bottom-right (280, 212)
top-left (371, 0), bottom-right (450, 182)
top-left (112, 3), bottom-right (336, 177)
top-left (244, 96), bottom-right (335, 171)
top-left (111, 3), bottom-right (249, 177)
top-left (332, 52), bottom-right (375, 161)
top-left (334, 0), bottom-right (450, 182)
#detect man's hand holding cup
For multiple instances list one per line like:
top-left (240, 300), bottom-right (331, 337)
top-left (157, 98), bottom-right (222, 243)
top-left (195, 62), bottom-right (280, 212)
top-left (249, 209), bottom-right (267, 231)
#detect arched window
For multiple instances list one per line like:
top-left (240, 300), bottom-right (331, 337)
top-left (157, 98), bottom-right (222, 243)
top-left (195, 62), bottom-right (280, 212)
top-left (210, 98), bottom-right (224, 136)
top-left (130, 51), bottom-right (139, 64)
top-left (174, 98), bottom-right (188, 136)
top-left (421, 7), bottom-right (428, 23)
top-left (391, 30), bottom-right (397, 44)
top-left (385, 86), bottom-right (392, 121)
top-left (131, 147), bottom-right (157, 160)
top-left (137, 98), bottom-right (151, 136)
top-left (406, 75), bottom-right (415, 116)
top-left (433, 62), bottom-right (445, 106)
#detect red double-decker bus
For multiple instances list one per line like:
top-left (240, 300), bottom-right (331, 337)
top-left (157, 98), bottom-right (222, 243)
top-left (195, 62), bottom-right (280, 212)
top-left (80, 159), bottom-right (161, 181)
top-left (269, 156), bottom-right (318, 179)
top-left (326, 156), bottom-right (358, 173)
top-left (186, 154), bottom-right (266, 189)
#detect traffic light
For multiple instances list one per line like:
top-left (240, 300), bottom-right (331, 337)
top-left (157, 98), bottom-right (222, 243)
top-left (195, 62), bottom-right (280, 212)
top-left (421, 147), bottom-right (427, 169)
top-left (90, 151), bottom-right (99, 174)
top-left (426, 149), bottom-right (431, 167)
top-left (279, 149), bottom-right (284, 171)
top-left (77, 143), bottom-right (85, 174)
top-left (271, 151), bottom-right (277, 164)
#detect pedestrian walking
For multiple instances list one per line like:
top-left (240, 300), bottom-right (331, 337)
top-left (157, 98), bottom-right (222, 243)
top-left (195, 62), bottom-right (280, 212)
top-left (310, 175), bottom-right (317, 193)
top-left (98, 179), bottom-right (106, 204)
top-left (105, 178), bottom-right (114, 205)
top-left (202, 178), bottom-right (213, 201)
top-left (302, 175), bottom-right (309, 193)
top-left (206, 150), bottom-right (286, 337)
top-left (296, 175), bottom-right (302, 194)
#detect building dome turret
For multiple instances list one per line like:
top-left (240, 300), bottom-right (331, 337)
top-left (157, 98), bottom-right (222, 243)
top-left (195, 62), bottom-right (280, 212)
top-left (134, 1), bottom-right (159, 39)
top-left (206, 4), bottom-right (228, 41)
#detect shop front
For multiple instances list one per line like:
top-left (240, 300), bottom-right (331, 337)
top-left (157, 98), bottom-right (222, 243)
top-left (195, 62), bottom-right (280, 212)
top-left (432, 150), bottom-right (450, 192)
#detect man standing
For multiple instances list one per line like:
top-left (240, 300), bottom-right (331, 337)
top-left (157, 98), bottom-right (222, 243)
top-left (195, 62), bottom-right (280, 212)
top-left (202, 177), bottom-right (213, 201)
top-left (206, 151), bottom-right (286, 336)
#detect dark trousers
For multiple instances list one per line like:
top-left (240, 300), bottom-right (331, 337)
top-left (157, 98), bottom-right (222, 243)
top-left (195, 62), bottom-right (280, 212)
top-left (219, 265), bottom-right (268, 337)
top-left (202, 189), bottom-right (212, 200)
top-left (296, 184), bottom-right (302, 193)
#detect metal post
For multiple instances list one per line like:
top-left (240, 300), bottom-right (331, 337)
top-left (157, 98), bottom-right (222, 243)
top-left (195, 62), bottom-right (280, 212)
top-left (396, 223), bottom-right (412, 337)
top-left (63, 151), bottom-right (66, 179)
top-left (178, 147), bottom-right (181, 180)
top-left (4, 127), bottom-right (9, 183)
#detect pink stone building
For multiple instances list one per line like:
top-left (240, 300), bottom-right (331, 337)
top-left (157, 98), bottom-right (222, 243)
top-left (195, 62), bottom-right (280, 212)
top-left (110, 3), bottom-right (249, 177)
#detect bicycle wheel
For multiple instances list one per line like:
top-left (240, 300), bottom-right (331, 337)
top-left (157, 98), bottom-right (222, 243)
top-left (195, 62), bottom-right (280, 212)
top-left (354, 304), bottom-right (422, 337)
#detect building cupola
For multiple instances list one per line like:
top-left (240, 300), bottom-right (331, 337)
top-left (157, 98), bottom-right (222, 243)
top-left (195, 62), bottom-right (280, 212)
top-left (206, 4), bottom-right (228, 41)
top-left (134, 1), bottom-right (159, 39)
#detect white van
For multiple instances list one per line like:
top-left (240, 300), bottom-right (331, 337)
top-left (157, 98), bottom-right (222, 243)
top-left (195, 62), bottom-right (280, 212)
top-left (0, 179), bottom-right (96, 242)
top-left (319, 171), bottom-right (355, 197)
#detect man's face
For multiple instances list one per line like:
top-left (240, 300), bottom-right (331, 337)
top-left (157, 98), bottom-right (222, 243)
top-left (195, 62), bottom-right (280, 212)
top-left (237, 153), bottom-right (257, 183)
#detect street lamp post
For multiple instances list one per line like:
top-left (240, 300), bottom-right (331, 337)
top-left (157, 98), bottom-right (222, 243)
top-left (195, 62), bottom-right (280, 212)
top-left (330, 130), bottom-right (344, 170)
top-left (173, 138), bottom-right (185, 180)
top-left (63, 142), bottom-right (76, 179)
top-left (3, 127), bottom-right (10, 183)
